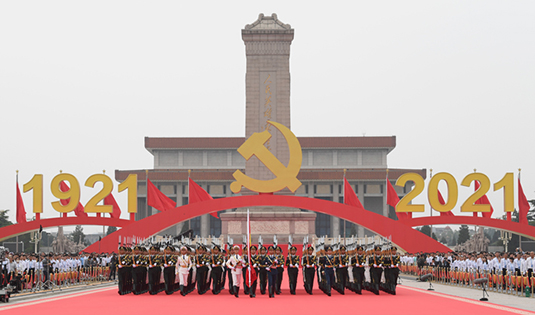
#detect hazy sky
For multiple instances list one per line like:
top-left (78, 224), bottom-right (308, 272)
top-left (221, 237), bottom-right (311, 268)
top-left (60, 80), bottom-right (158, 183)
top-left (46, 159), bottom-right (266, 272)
top-left (1, 1), bottom-right (534, 234)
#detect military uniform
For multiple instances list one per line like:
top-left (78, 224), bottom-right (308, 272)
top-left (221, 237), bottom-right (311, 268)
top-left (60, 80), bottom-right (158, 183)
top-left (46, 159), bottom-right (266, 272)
top-left (351, 246), bottom-right (366, 294)
top-left (148, 246), bottom-right (163, 295)
top-left (264, 246), bottom-right (279, 298)
top-left (319, 246), bottom-right (336, 296)
top-left (132, 246), bottom-right (148, 295)
top-left (210, 245), bottom-right (225, 294)
top-left (302, 247), bottom-right (316, 295)
top-left (369, 246), bottom-right (383, 295)
top-left (163, 246), bottom-right (177, 295)
top-left (248, 245), bottom-right (259, 298)
top-left (334, 246), bottom-right (349, 295)
top-left (257, 246), bottom-right (268, 295)
top-left (195, 246), bottom-right (210, 295)
top-left (177, 246), bottom-right (192, 296)
top-left (117, 247), bottom-right (132, 295)
top-left (285, 246), bottom-right (300, 295)
top-left (385, 247), bottom-right (400, 295)
top-left (275, 246), bottom-right (285, 295)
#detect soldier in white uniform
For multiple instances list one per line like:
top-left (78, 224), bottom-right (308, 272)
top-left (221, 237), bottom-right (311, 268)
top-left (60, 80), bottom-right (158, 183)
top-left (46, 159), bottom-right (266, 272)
top-left (176, 245), bottom-right (192, 296)
top-left (226, 245), bottom-right (244, 298)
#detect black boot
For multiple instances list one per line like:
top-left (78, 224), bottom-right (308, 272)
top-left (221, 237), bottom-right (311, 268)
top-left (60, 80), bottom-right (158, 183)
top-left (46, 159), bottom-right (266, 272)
top-left (180, 285), bottom-right (185, 296)
top-left (269, 286), bottom-right (274, 298)
top-left (234, 286), bottom-right (239, 298)
top-left (250, 282), bottom-right (256, 298)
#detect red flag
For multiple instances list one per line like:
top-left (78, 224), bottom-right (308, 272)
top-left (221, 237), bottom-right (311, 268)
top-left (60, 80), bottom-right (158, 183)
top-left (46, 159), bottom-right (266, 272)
top-left (147, 179), bottom-right (176, 212)
top-left (343, 177), bottom-right (364, 210)
top-left (188, 178), bottom-right (217, 218)
top-left (60, 181), bottom-right (87, 217)
top-left (245, 265), bottom-right (257, 284)
top-left (16, 183), bottom-right (27, 224)
top-left (386, 178), bottom-right (410, 220)
top-left (518, 178), bottom-right (530, 225)
top-left (437, 189), bottom-right (454, 217)
top-left (104, 193), bottom-right (122, 219)
top-left (475, 180), bottom-right (493, 218)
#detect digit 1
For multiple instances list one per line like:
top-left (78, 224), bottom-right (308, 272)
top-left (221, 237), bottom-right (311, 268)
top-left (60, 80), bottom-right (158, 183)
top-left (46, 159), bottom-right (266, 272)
top-left (493, 173), bottom-right (514, 213)
top-left (118, 174), bottom-right (138, 213)
top-left (23, 174), bottom-right (44, 213)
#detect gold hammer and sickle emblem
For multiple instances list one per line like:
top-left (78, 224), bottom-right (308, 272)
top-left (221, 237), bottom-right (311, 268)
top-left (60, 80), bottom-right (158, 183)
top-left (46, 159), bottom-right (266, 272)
top-left (230, 121), bottom-right (302, 194)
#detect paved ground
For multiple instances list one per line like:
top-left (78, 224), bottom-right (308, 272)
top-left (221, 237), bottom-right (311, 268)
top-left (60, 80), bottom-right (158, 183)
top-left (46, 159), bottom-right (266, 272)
top-left (400, 275), bottom-right (535, 312)
top-left (4, 277), bottom-right (535, 312)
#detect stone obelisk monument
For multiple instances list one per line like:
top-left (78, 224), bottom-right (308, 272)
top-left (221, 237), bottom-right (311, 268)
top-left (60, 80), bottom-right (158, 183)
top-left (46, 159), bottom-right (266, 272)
top-left (220, 14), bottom-right (316, 244)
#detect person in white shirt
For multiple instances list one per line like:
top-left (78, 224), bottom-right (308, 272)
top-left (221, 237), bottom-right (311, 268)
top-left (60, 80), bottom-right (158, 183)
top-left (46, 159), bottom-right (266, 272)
top-left (177, 246), bottom-right (192, 296)
top-left (527, 252), bottom-right (535, 279)
top-left (226, 245), bottom-right (244, 298)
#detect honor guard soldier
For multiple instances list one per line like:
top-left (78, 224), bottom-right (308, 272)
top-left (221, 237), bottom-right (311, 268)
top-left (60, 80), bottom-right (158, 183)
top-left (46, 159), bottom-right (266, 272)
top-left (319, 246), bottom-right (336, 296)
top-left (257, 245), bottom-right (268, 295)
top-left (186, 246), bottom-right (197, 294)
top-left (334, 245), bottom-right (349, 295)
top-left (302, 245), bottom-right (316, 295)
top-left (249, 245), bottom-right (259, 298)
top-left (369, 246), bottom-right (383, 295)
top-left (195, 245), bottom-right (209, 295)
top-left (241, 246), bottom-right (249, 295)
top-left (351, 246), bottom-right (366, 294)
top-left (286, 245), bottom-right (300, 295)
top-left (265, 246), bottom-right (279, 298)
top-left (210, 245), bottom-right (225, 294)
top-left (177, 245), bottom-right (192, 296)
top-left (163, 245), bottom-right (177, 295)
top-left (386, 246), bottom-right (400, 295)
top-left (148, 245), bottom-right (163, 295)
top-left (132, 245), bottom-right (147, 295)
top-left (226, 245), bottom-right (245, 298)
top-left (275, 246), bottom-right (285, 295)
top-left (117, 246), bottom-right (132, 295)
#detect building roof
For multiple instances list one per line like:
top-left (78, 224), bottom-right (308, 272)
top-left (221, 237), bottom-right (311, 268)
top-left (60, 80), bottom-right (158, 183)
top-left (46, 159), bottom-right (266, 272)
top-left (144, 136), bottom-right (396, 153)
top-left (115, 167), bottom-right (425, 182)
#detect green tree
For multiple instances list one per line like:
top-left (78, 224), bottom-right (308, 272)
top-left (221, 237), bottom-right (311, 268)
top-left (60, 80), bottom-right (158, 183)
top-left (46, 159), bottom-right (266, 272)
top-left (431, 232), bottom-right (437, 241)
top-left (71, 225), bottom-right (85, 244)
top-left (439, 235), bottom-right (447, 244)
top-left (0, 210), bottom-right (13, 227)
top-left (457, 225), bottom-right (470, 245)
top-left (419, 225), bottom-right (431, 237)
top-left (106, 226), bottom-right (117, 236)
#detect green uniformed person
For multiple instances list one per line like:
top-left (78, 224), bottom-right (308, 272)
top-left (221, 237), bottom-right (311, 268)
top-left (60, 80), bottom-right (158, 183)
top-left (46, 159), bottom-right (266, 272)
top-left (334, 245), bottom-right (349, 295)
top-left (132, 245), bottom-right (146, 295)
top-left (351, 246), bottom-right (366, 294)
top-left (210, 245), bottom-right (225, 294)
top-left (275, 246), bottom-right (285, 295)
top-left (369, 245), bottom-right (383, 295)
top-left (257, 245), bottom-right (268, 295)
top-left (286, 245), bottom-right (299, 295)
top-left (148, 245), bottom-right (163, 295)
top-left (117, 246), bottom-right (132, 295)
top-left (163, 245), bottom-right (177, 295)
top-left (302, 245), bottom-right (316, 295)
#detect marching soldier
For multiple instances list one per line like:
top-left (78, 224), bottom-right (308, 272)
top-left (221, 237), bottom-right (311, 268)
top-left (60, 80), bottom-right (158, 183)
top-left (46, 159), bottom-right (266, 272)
top-left (302, 245), bottom-right (316, 295)
top-left (351, 246), bottom-right (366, 294)
top-left (148, 245), bottom-right (163, 295)
top-left (275, 246), bottom-right (285, 295)
top-left (132, 245), bottom-right (146, 295)
top-left (186, 247), bottom-right (197, 294)
top-left (241, 246), bottom-right (249, 295)
top-left (210, 245), bottom-right (225, 294)
top-left (249, 245), bottom-right (259, 298)
top-left (334, 245), bottom-right (349, 295)
top-left (387, 246), bottom-right (400, 295)
top-left (257, 245), bottom-right (268, 295)
top-left (286, 245), bottom-right (300, 295)
top-left (177, 245), bottom-right (192, 296)
top-left (196, 245), bottom-right (209, 295)
top-left (163, 245), bottom-right (177, 295)
top-left (319, 246), bottom-right (336, 296)
top-left (265, 246), bottom-right (279, 298)
top-left (226, 245), bottom-right (245, 298)
top-left (369, 245), bottom-right (383, 295)
top-left (117, 246), bottom-right (132, 295)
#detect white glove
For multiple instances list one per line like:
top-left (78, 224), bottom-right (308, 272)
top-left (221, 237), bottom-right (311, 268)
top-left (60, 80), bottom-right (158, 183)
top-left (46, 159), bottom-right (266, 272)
top-left (265, 267), bottom-right (270, 271)
top-left (196, 264), bottom-right (201, 268)
top-left (290, 264), bottom-right (294, 268)
top-left (339, 264), bottom-right (343, 268)
top-left (374, 264), bottom-right (377, 267)
top-left (164, 264), bottom-right (168, 267)
top-left (253, 264), bottom-right (257, 268)
top-left (306, 264), bottom-right (311, 268)
top-left (212, 264), bottom-right (216, 268)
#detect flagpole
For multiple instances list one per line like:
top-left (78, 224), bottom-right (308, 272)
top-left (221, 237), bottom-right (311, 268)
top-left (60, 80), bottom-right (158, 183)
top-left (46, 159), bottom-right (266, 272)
top-left (145, 170), bottom-right (149, 222)
top-left (16, 170), bottom-right (19, 253)
top-left (430, 168), bottom-right (433, 238)
top-left (247, 208), bottom-right (251, 288)
top-left (519, 168), bottom-right (522, 249)
top-left (343, 169), bottom-right (346, 239)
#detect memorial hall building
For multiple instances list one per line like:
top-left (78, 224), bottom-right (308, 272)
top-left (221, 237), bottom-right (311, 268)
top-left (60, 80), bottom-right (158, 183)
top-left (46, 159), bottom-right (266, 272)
top-left (115, 14), bottom-right (425, 242)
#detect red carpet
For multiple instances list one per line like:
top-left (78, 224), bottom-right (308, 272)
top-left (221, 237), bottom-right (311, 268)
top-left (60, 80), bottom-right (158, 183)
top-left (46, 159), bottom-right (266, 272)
top-left (0, 285), bottom-right (532, 315)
